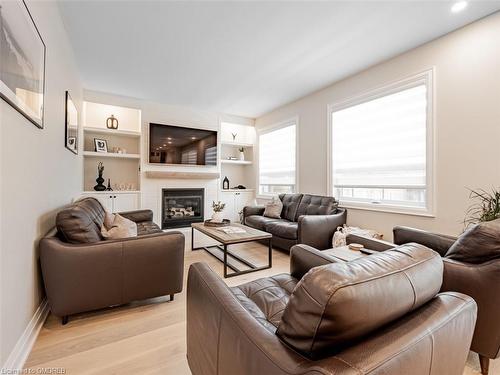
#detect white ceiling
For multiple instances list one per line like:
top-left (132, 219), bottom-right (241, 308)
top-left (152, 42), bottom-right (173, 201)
top-left (58, 1), bottom-right (500, 118)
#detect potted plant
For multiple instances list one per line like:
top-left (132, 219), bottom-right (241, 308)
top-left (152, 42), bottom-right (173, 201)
top-left (211, 201), bottom-right (226, 223)
top-left (464, 187), bottom-right (500, 228)
top-left (239, 147), bottom-right (245, 161)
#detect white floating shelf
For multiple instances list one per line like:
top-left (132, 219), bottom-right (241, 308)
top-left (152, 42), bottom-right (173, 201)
top-left (83, 190), bottom-right (141, 194)
top-left (221, 141), bottom-right (254, 147)
top-left (83, 151), bottom-right (141, 159)
top-left (83, 126), bottom-right (141, 138)
top-left (221, 159), bottom-right (253, 165)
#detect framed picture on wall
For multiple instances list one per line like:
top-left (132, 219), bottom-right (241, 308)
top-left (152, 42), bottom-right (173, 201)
top-left (0, 0), bottom-right (46, 128)
top-left (65, 91), bottom-right (78, 154)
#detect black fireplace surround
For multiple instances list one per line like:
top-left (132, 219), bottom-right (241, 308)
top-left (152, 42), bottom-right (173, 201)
top-left (162, 188), bottom-right (204, 229)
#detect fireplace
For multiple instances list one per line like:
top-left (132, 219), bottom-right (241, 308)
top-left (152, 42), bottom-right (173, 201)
top-left (162, 188), bottom-right (204, 229)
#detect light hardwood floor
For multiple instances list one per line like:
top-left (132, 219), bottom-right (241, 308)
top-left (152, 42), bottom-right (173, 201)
top-left (25, 230), bottom-right (498, 375)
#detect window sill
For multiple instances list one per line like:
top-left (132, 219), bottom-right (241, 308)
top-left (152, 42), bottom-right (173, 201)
top-left (339, 203), bottom-right (435, 218)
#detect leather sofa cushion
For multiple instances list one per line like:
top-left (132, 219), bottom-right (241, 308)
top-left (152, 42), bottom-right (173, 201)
top-left (295, 194), bottom-right (338, 220)
top-left (277, 243), bottom-right (443, 359)
top-left (56, 197), bottom-right (105, 244)
top-left (279, 194), bottom-right (303, 222)
top-left (231, 274), bottom-right (298, 333)
top-left (265, 221), bottom-right (298, 240)
top-left (445, 219), bottom-right (500, 263)
top-left (245, 215), bottom-right (280, 231)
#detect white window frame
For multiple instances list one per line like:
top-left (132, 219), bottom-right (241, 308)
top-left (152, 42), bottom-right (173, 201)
top-left (256, 117), bottom-right (299, 199)
top-left (327, 69), bottom-right (435, 216)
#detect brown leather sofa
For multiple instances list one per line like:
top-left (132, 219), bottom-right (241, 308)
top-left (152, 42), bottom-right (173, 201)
top-left (40, 197), bottom-right (185, 324)
top-left (391, 224), bottom-right (500, 375)
top-left (243, 194), bottom-right (347, 251)
top-left (187, 243), bottom-right (477, 375)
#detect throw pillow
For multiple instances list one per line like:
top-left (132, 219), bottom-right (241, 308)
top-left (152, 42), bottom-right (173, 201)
top-left (445, 219), bottom-right (500, 264)
top-left (101, 214), bottom-right (138, 240)
top-left (103, 211), bottom-right (115, 229)
top-left (263, 197), bottom-right (283, 219)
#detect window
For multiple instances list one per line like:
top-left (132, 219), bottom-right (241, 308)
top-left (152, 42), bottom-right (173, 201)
top-left (329, 71), bottom-right (433, 214)
top-left (258, 120), bottom-right (297, 196)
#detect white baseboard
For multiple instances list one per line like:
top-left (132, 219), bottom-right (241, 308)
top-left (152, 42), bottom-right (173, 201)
top-left (2, 299), bottom-right (49, 371)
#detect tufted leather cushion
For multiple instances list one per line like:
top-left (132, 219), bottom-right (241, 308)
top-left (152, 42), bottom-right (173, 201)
top-left (279, 194), bottom-right (303, 222)
top-left (295, 194), bottom-right (338, 220)
top-left (277, 243), bottom-right (443, 359)
top-left (445, 219), bottom-right (500, 263)
top-left (56, 198), bottom-right (106, 244)
top-left (265, 221), bottom-right (298, 240)
top-left (231, 274), bottom-right (298, 333)
top-left (245, 215), bottom-right (281, 231)
top-left (137, 221), bottom-right (162, 236)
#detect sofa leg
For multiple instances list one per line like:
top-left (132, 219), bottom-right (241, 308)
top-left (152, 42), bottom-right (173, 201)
top-left (479, 354), bottom-right (489, 375)
top-left (169, 294), bottom-right (174, 302)
top-left (62, 316), bottom-right (68, 325)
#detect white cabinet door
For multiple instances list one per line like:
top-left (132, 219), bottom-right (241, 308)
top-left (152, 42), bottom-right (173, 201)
top-left (219, 191), bottom-right (236, 222)
top-left (235, 191), bottom-right (254, 223)
top-left (112, 193), bottom-right (139, 213)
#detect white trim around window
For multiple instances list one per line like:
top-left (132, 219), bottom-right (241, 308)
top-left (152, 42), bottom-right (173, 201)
top-left (327, 69), bottom-right (435, 216)
top-left (256, 116), bottom-right (299, 199)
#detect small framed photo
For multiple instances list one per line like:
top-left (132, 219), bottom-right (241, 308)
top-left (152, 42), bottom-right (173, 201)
top-left (94, 138), bottom-right (108, 153)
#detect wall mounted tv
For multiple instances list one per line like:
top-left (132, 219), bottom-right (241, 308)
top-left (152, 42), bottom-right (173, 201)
top-left (149, 123), bottom-right (217, 165)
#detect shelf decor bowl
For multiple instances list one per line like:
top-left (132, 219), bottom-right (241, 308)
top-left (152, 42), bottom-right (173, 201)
top-left (204, 219), bottom-right (231, 227)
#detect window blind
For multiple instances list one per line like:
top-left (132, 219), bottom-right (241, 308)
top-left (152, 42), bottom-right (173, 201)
top-left (259, 124), bottom-right (296, 195)
top-left (332, 84), bottom-right (428, 208)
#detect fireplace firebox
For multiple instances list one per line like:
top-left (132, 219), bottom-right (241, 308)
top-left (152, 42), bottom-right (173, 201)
top-left (162, 188), bottom-right (204, 229)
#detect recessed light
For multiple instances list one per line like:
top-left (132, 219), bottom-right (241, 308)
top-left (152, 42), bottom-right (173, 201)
top-left (451, 1), bottom-right (467, 13)
top-left (168, 141), bottom-right (172, 144)
top-left (191, 137), bottom-right (196, 140)
top-left (167, 137), bottom-right (172, 140)
top-left (163, 144), bottom-right (166, 146)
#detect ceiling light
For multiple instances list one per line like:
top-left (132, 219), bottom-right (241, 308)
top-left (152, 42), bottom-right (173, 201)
top-left (163, 144), bottom-right (166, 146)
top-left (168, 141), bottom-right (172, 144)
top-left (451, 1), bottom-right (467, 13)
top-left (191, 137), bottom-right (196, 140)
top-left (167, 137), bottom-right (172, 140)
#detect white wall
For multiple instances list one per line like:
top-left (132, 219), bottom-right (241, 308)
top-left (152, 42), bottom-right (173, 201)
top-left (255, 12), bottom-right (500, 239)
top-left (0, 1), bottom-right (83, 366)
top-left (83, 90), bottom-right (254, 224)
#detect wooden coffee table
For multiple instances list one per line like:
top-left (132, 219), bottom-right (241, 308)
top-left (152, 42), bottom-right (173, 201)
top-left (191, 222), bottom-right (272, 278)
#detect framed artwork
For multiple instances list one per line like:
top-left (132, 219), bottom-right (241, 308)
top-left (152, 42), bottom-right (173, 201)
top-left (94, 138), bottom-right (108, 153)
top-left (65, 91), bottom-right (78, 154)
top-left (0, 0), bottom-right (46, 128)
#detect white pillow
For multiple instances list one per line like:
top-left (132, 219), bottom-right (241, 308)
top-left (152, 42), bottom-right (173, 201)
top-left (263, 197), bottom-right (283, 219)
top-left (101, 214), bottom-right (137, 239)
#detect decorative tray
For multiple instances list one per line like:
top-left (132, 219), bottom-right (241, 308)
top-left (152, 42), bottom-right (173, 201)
top-left (204, 219), bottom-right (231, 227)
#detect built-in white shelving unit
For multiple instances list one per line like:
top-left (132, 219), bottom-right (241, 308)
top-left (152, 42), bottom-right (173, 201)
top-left (221, 159), bottom-right (252, 165)
top-left (81, 101), bottom-right (142, 212)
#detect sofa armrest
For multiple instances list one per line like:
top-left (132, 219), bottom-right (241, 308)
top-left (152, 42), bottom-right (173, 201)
top-left (297, 208), bottom-right (347, 250)
top-left (442, 258), bottom-right (500, 358)
top-left (346, 234), bottom-right (395, 252)
top-left (290, 244), bottom-right (339, 279)
top-left (393, 226), bottom-right (456, 257)
top-left (118, 209), bottom-right (154, 223)
top-left (242, 205), bottom-right (265, 219)
top-left (40, 231), bottom-right (184, 317)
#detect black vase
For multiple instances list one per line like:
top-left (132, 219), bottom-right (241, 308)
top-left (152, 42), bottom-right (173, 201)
top-left (94, 172), bottom-right (106, 191)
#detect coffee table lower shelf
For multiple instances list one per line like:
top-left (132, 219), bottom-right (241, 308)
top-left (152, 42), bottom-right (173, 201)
top-left (191, 225), bottom-right (272, 278)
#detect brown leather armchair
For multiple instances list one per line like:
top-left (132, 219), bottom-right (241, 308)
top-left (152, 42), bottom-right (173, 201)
top-left (187, 244), bottom-right (477, 375)
top-left (40, 198), bottom-right (185, 324)
top-left (393, 224), bottom-right (500, 375)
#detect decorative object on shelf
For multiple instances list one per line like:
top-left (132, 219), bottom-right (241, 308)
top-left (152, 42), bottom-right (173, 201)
top-left (231, 132), bottom-right (237, 141)
top-left (232, 185), bottom-right (247, 189)
top-left (106, 178), bottom-right (112, 191)
top-left (111, 147), bottom-right (127, 154)
top-left (64, 91), bottom-right (78, 154)
top-left (464, 187), bottom-right (500, 228)
top-left (204, 219), bottom-right (231, 227)
top-left (238, 147), bottom-right (245, 161)
top-left (222, 176), bottom-right (229, 190)
top-left (227, 156), bottom-right (238, 160)
top-left (94, 138), bottom-right (108, 153)
top-left (106, 114), bottom-right (119, 129)
top-left (94, 162), bottom-right (106, 191)
top-left (211, 201), bottom-right (226, 223)
top-left (0, 0), bottom-right (45, 129)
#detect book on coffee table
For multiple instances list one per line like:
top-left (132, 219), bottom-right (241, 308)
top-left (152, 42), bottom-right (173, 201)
top-left (215, 226), bottom-right (247, 234)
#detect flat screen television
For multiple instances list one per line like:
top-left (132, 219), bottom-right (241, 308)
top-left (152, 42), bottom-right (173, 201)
top-left (149, 123), bottom-right (217, 165)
